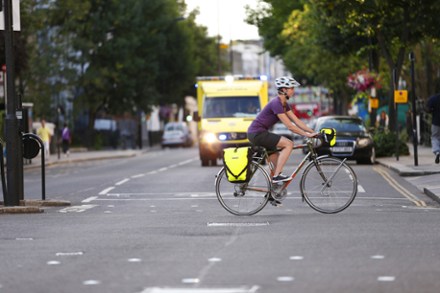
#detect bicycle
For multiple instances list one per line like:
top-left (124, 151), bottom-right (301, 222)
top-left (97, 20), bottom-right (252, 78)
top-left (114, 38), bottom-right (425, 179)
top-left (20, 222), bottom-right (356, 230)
top-left (214, 136), bottom-right (358, 216)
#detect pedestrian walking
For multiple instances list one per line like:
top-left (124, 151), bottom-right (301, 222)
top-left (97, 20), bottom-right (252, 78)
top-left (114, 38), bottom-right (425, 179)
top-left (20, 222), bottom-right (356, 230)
top-left (61, 123), bottom-right (72, 157)
top-left (375, 110), bottom-right (389, 132)
top-left (426, 93), bottom-right (440, 164)
top-left (37, 119), bottom-right (51, 160)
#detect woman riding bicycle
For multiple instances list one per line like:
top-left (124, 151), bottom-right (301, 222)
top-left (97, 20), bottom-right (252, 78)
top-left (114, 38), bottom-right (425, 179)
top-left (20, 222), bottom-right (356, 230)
top-left (247, 76), bottom-right (319, 183)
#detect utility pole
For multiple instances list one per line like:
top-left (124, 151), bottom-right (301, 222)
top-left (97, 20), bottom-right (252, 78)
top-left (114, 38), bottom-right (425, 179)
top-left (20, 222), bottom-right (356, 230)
top-left (3, 0), bottom-right (23, 206)
top-left (409, 52), bottom-right (418, 166)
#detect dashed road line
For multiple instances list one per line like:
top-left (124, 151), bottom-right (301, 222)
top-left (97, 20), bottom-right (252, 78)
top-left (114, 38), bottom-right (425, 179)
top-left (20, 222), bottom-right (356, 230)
top-left (59, 205), bottom-right (97, 213)
top-left (99, 187), bottom-right (114, 195)
top-left (139, 286), bottom-right (260, 293)
top-left (82, 196), bottom-right (98, 203)
top-left (115, 178), bottom-right (130, 185)
top-left (207, 222), bottom-right (270, 227)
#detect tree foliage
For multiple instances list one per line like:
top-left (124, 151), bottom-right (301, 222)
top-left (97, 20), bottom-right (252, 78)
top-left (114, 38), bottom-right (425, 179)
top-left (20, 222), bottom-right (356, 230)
top-left (247, 0), bottom-right (440, 122)
top-left (1, 0), bottom-right (221, 144)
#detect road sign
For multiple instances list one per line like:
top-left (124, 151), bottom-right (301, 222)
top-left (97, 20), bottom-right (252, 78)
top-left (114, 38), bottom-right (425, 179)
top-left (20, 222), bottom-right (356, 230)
top-left (369, 97), bottom-right (379, 109)
top-left (394, 90), bottom-right (408, 104)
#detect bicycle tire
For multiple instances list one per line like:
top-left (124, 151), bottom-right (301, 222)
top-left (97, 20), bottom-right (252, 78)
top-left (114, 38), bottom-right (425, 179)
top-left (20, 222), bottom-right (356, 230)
top-left (300, 157), bottom-right (357, 214)
top-left (215, 161), bottom-right (271, 216)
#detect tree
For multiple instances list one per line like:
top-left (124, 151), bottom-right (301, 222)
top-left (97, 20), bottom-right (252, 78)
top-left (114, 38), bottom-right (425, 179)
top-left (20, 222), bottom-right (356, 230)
top-left (247, 1), bottom-right (365, 114)
top-left (310, 0), bottom-right (440, 129)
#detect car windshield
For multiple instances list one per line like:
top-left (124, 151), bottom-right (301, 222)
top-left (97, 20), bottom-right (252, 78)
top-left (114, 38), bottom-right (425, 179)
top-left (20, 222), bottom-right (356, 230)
top-left (317, 118), bottom-right (366, 132)
top-left (204, 96), bottom-right (260, 118)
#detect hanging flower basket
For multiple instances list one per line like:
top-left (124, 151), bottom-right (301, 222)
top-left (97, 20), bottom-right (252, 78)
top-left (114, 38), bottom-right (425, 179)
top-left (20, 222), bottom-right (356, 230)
top-left (347, 69), bottom-right (381, 92)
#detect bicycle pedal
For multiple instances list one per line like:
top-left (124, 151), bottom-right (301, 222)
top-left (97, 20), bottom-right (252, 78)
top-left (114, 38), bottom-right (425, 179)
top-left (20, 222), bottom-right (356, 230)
top-left (270, 200), bottom-right (283, 207)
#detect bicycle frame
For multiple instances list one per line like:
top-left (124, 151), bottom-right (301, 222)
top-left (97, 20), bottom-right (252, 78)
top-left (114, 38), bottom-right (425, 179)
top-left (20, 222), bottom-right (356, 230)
top-left (250, 138), bottom-right (347, 195)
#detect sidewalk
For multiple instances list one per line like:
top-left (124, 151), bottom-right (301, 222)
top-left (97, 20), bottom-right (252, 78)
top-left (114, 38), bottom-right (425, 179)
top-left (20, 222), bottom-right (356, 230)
top-left (375, 143), bottom-right (440, 203)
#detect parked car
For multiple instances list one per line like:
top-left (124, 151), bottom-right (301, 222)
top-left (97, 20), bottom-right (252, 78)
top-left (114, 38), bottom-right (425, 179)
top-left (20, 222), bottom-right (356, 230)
top-left (311, 115), bottom-right (375, 164)
top-left (161, 122), bottom-right (193, 148)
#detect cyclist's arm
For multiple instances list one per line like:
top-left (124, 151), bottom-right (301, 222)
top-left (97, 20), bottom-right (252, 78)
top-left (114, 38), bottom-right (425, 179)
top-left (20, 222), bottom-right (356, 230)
top-left (285, 110), bottom-right (316, 134)
top-left (278, 112), bottom-right (317, 138)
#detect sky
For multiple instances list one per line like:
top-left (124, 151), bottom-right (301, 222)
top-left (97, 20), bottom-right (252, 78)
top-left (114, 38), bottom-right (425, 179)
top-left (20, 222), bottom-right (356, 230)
top-left (185, 0), bottom-right (261, 43)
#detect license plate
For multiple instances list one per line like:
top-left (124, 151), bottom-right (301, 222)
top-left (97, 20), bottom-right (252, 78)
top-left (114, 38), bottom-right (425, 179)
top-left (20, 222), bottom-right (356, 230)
top-left (332, 147), bottom-right (353, 153)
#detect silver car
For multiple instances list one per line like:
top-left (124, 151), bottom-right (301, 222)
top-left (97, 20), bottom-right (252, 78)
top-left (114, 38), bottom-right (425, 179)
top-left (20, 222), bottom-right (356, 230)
top-left (161, 122), bottom-right (193, 148)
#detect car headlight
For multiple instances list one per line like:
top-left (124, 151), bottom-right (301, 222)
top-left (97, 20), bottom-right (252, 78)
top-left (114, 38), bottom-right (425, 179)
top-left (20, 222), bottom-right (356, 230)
top-left (218, 134), bottom-right (227, 141)
top-left (357, 138), bottom-right (371, 147)
top-left (203, 132), bottom-right (217, 144)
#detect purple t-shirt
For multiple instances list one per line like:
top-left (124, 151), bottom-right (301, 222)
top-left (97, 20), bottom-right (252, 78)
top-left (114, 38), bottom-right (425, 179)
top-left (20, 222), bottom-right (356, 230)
top-left (248, 97), bottom-right (291, 133)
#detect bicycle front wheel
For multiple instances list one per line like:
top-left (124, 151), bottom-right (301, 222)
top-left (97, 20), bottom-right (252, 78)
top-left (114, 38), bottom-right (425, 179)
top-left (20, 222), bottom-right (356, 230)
top-left (300, 157), bottom-right (357, 214)
top-left (215, 162), bottom-right (271, 216)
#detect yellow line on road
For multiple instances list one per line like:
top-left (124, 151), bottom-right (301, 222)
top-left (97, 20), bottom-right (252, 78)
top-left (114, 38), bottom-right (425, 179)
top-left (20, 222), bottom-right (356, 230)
top-left (373, 166), bottom-right (426, 207)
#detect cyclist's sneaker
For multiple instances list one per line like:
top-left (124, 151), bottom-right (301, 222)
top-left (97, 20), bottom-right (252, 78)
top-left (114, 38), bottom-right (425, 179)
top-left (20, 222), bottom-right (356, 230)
top-left (268, 197), bottom-right (283, 207)
top-left (272, 173), bottom-right (290, 183)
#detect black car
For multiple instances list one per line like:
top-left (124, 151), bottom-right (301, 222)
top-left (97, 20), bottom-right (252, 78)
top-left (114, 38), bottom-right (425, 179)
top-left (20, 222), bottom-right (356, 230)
top-left (313, 116), bottom-right (375, 164)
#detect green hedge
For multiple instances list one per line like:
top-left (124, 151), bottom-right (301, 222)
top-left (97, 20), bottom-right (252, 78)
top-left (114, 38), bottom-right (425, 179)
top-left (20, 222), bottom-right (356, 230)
top-left (373, 131), bottom-right (409, 157)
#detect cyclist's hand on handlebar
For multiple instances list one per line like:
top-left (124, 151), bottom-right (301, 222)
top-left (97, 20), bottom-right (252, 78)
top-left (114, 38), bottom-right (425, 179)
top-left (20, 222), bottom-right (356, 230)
top-left (306, 132), bottom-right (320, 138)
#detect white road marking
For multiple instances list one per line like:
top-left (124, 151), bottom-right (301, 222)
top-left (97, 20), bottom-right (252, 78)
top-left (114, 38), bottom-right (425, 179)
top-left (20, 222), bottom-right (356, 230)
top-left (115, 178), bottom-right (130, 186)
top-left (99, 187), bottom-right (114, 195)
top-left (357, 184), bottom-right (366, 192)
top-left (208, 257), bottom-right (222, 262)
top-left (277, 276), bottom-right (294, 282)
top-left (131, 174), bottom-right (145, 178)
top-left (207, 222), bottom-right (270, 227)
top-left (82, 196), bottom-right (97, 203)
top-left (16, 238), bottom-right (33, 241)
top-left (128, 258), bottom-right (142, 263)
top-left (378, 276), bottom-right (395, 282)
top-left (371, 255), bottom-right (385, 259)
top-left (47, 260), bottom-right (61, 265)
top-left (181, 278), bottom-right (200, 284)
top-left (59, 205), bottom-right (97, 213)
top-left (56, 252), bottom-right (84, 256)
top-left (289, 256), bottom-right (304, 260)
top-left (83, 280), bottom-right (101, 285)
top-left (140, 287), bottom-right (259, 293)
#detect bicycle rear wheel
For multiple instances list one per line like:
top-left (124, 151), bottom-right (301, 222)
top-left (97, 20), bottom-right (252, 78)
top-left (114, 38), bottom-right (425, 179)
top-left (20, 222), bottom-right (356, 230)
top-left (215, 162), bottom-right (271, 216)
top-left (300, 157), bottom-right (357, 214)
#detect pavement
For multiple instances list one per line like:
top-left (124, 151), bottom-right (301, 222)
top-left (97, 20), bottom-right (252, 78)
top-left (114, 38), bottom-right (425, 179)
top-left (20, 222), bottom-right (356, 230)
top-left (1, 144), bottom-right (440, 213)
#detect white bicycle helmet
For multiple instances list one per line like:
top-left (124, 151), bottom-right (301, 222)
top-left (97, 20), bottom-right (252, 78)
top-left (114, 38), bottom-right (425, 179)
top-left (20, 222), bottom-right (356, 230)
top-left (275, 76), bottom-right (301, 89)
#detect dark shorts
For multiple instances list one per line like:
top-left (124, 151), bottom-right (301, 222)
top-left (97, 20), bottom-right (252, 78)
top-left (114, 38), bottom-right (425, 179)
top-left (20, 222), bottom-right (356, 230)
top-left (247, 131), bottom-right (281, 152)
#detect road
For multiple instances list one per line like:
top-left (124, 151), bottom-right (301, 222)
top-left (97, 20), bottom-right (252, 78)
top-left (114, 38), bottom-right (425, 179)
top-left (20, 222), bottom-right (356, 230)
top-left (2, 146), bottom-right (440, 293)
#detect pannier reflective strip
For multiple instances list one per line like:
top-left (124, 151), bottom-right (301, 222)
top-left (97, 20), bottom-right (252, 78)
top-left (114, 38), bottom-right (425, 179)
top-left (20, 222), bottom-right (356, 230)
top-left (222, 147), bottom-right (253, 183)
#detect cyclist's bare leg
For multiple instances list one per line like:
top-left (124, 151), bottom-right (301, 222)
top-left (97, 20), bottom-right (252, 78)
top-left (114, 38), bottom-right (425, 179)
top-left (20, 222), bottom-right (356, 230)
top-left (274, 136), bottom-right (294, 176)
top-left (268, 152), bottom-right (278, 176)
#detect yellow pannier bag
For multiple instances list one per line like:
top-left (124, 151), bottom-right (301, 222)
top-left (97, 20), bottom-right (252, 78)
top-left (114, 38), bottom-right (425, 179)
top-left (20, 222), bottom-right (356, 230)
top-left (320, 128), bottom-right (336, 146)
top-left (222, 147), bottom-right (253, 183)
